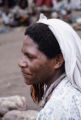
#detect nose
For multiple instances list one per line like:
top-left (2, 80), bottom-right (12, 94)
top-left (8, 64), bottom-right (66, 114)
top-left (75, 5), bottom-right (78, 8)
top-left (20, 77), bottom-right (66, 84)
top-left (18, 57), bottom-right (27, 68)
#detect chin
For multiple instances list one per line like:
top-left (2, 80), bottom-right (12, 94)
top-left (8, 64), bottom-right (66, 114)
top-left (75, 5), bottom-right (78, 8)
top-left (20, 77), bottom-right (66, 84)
top-left (25, 82), bottom-right (31, 85)
top-left (24, 79), bottom-right (33, 85)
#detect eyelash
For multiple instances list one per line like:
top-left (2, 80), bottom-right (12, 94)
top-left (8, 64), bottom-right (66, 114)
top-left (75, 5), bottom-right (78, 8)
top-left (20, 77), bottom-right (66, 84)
top-left (25, 53), bottom-right (35, 60)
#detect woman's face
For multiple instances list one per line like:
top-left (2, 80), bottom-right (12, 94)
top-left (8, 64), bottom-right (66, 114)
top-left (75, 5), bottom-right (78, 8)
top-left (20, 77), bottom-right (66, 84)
top-left (18, 35), bottom-right (56, 85)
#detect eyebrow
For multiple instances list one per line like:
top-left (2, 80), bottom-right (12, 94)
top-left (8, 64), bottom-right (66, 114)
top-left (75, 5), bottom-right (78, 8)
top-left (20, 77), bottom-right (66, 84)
top-left (21, 48), bottom-right (37, 58)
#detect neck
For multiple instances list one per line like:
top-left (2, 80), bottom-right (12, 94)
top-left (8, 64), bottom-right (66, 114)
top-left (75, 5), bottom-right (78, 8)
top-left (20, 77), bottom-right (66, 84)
top-left (45, 69), bottom-right (64, 89)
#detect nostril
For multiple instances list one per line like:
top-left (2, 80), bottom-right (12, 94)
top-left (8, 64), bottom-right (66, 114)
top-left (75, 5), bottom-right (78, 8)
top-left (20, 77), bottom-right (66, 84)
top-left (18, 60), bottom-right (27, 68)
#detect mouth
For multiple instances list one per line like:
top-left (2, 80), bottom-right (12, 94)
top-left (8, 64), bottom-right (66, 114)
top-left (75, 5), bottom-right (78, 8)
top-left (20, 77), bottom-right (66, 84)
top-left (21, 69), bottom-right (32, 75)
top-left (22, 73), bottom-right (33, 85)
top-left (22, 72), bottom-right (32, 80)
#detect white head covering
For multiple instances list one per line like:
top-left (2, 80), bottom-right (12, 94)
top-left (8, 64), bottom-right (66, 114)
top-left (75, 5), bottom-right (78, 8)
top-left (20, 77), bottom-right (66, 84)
top-left (37, 14), bottom-right (81, 92)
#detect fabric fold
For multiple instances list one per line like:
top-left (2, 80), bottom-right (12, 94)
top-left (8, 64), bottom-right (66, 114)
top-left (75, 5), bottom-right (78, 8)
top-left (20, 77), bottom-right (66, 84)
top-left (37, 15), bottom-right (81, 92)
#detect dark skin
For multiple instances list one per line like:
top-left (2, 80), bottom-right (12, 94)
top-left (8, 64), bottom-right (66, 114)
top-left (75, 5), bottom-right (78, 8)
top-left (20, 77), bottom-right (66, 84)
top-left (18, 35), bottom-right (64, 89)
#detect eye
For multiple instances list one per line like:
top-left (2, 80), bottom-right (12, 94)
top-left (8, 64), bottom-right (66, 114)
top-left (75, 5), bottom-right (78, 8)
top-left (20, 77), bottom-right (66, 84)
top-left (28, 55), bottom-right (34, 59)
top-left (24, 53), bottom-right (36, 60)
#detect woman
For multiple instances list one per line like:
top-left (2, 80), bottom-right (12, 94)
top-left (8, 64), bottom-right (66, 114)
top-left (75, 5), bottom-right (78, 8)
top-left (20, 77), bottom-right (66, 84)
top-left (18, 14), bottom-right (81, 120)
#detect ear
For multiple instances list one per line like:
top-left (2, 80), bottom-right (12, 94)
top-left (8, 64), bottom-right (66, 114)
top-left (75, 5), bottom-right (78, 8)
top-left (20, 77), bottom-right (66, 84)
top-left (53, 54), bottom-right (64, 69)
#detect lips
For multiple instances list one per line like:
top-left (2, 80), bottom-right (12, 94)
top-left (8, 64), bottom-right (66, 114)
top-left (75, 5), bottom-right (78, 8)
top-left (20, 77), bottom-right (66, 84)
top-left (22, 72), bottom-right (33, 85)
top-left (23, 73), bottom-right (31, 77)
top-left (21, 69), bottom-right (33, 81)
top-left (21, 69), bottom-right (32, 75)
top-left (22, 71), bottom-right (32, 79)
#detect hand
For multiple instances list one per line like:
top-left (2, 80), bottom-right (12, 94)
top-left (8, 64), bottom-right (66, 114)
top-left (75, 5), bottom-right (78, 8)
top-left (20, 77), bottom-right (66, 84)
top-left (0, 96), bottom-right (27, 116)
top-left (2, 110), bottom-right (38, 120)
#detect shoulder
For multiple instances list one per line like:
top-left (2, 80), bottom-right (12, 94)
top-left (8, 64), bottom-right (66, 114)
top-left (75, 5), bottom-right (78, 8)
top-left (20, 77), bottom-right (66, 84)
top-left (37, 78), bottom-right (81, 120)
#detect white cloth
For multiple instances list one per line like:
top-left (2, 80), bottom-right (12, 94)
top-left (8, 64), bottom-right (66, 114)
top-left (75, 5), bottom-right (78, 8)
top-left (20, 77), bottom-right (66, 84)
top-left (37, 77), bottom-right (81, 120)
top-left (37, 15), bottom-right (81, 92)
top-left (40, 73), bottom-right (66, 107)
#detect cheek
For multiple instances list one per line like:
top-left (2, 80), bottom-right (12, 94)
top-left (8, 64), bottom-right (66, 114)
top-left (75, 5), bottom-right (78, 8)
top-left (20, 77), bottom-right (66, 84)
top-left (29, 60), bottom-right (46, 77)
top-left (30, 61), bottom-right (51, 80)
top-left (30, 60), bottom-right (44, 73)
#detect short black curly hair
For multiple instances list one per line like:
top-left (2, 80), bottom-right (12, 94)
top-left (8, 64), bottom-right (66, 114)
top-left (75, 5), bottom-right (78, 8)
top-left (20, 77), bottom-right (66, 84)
top-left (25, 23), bottom-right (61, 59)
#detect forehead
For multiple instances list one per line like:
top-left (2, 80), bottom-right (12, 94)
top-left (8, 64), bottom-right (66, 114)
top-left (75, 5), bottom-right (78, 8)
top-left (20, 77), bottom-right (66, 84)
top-left (23, 35), bottom-right (37, 47)
top-left (22, 35), bottom-right (39, 55)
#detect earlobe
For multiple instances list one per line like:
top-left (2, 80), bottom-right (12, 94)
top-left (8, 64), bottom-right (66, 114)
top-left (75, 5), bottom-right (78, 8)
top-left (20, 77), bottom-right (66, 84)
top-left (54, 62), bottom-right (63, 69)
top-left (53, 54), bottom-right (64, 69)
